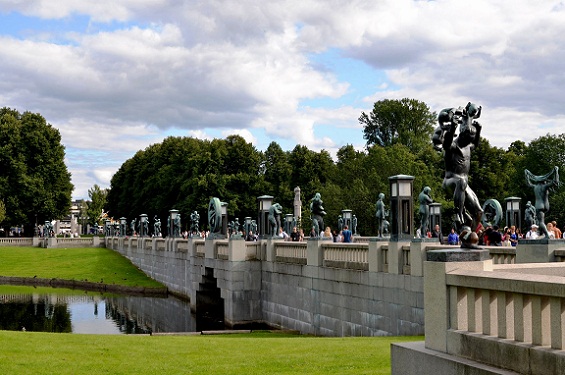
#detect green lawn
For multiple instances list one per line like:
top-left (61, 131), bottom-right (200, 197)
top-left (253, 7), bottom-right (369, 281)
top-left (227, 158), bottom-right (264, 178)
top-left (0, 246), bottom-right (423, 374)
top-left (0, 330), bottom-right (422, 374)
top-left (0, 247), bottom-right (163, 288)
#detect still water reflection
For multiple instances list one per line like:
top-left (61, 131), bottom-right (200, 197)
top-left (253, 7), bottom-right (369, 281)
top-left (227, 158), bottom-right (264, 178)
top-left (0, 286), bottom-right (223, 334)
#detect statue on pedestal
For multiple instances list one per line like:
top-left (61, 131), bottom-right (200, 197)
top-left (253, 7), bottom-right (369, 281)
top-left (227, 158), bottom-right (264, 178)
top-left (524, 201), bottom-right (536, 232)
top-left (525, 167), bottom-right (560, 239)
top-left (190, 211), bottom-right (200, 236)
top-left (418, 186), bottom-right (433, 238)
top-left (268, 203), bottom-right (283, 237)
top-left (375, 193), bottom-right (387, 237)
top-left (154, 217), bottom-right (162, 237)
top-left (435, 102), bottom-right (484, 231)
top-left (310, 193), bottom-right (326, 237)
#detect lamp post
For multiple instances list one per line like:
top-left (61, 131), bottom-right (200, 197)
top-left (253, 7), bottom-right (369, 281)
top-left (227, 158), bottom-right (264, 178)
top-left (429, 203), bottom-right (442, 234)
top-left (139, 214), bottom-right (148, 237)
top-left (505, 197), bottom-right (521, 229)
top-left (169, 209), bottom-right (179, 238)
top-left (341, 209), bottom-right (352, 229)
top-left (104, 219), bottom-right (111, 237)
top-left (119, 217), bottom-right (127, 237)
top-left (221, 202), bottom-right (228, 237)
top-left (284, 214), bottom-right (294, 235)
top-left (257, 195), bottom-right (274, 238)
top-left (389, 175), bottom-right (414, 241)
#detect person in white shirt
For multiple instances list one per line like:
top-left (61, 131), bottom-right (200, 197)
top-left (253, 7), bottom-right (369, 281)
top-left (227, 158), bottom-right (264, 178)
top-left (526, 224), bottom-right (539, 240)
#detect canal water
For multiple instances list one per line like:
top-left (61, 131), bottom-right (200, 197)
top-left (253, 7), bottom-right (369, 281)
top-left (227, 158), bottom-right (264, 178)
top-left (0, 285), bottom-right (224, 334)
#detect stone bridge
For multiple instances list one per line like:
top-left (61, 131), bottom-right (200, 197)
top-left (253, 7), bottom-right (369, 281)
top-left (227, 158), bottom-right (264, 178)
top-left (104, 236), bottom-right (538, 337)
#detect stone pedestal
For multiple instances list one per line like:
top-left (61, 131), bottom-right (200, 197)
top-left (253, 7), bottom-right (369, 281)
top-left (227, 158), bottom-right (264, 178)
top-left (307, 238), bottom-right (323, 266)
top-left (516, 238), bottom-right (565, 263)
top-left (228, 236), bottom-right (246, 261)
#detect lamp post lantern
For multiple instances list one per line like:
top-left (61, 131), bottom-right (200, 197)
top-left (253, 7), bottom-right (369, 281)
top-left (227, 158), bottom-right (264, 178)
top-left (139, 214), bottom-right (148, 237)
top-left (341, 209), bottom-right (352, 229)
top-left (389, 175), bottom-right (414, 241)
top-left (284, 214), bottom-right (294, 236)
top-left (119, 217), bottom-right (127, 237)
top-left (220, 202), bottom-right (228, 236)
top-left (257, 195), bottom-right (274, 238)
top-left (429, 203), bottom-right (442, 235)
top-left (505, 197), bottom-right (521, 229)
top-left (169, 209), bottom-right (179, 238)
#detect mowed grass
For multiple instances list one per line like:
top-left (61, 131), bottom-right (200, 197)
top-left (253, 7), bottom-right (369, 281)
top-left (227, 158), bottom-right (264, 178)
top-left (0, 247), bottom-right (163, 288)
top-left (0, 330), bottom-right (422, 375)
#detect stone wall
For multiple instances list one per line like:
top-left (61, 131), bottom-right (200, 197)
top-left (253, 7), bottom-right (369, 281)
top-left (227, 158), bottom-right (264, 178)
top-left (106, 236), bottom-right (428, 336)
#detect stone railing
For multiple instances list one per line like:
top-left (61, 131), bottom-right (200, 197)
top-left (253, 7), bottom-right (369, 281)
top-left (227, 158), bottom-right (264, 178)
top-left (216, 242), bottom-right (229, 260)
top-left (488, 246), bottom-right (516, 264)
top-left (424, 260), bottom-right (565, 374)
top-left (322, 242), bottom-right (368, 270)
top-left (155, 238), bottom-right (166, 251)
top-left (554, 249), bottom-right (565, 262)
top-left (195, 240), bottom-right (205, 257)
top-left (0, 237), bottom-right (34, 246)
top-left (245, 242), bottom-right (261, 260)
top-left (275, 241), bottom-right (307, 264)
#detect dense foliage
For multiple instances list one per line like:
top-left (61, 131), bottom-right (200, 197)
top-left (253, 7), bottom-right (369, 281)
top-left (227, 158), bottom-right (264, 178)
top-left (102, 102), bottom-right (565, 235)
top-left (0, 108), bottom-right (73, 233)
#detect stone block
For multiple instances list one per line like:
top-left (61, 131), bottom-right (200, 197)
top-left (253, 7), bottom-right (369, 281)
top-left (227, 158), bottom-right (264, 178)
top-left (427, 249), bottom-right (490, 262)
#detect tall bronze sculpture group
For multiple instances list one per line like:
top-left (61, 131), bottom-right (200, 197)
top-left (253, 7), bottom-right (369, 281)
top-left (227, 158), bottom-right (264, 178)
top-left (431, 102), bottom-right (561, 246)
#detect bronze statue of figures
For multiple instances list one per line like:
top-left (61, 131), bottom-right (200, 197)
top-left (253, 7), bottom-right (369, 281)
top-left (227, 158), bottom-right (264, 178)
top-left (154, 217), bottom-right (162, 237)
top-left (130, 218), bottom-right (137, 236)
top-left (418, 186), bottom-right (433, 238)
top-left (190, 211), bottom-right (199, 236)
top-left (375, 193), bottom-right (387, 237)
top-left (437, 102), bottom-right (484, 231)
top-left (268, 203), bottom-right (283, 237)
top-left (525, 167), bottom-right (560, 238)
top-left (337, 215), bottom-right (343, 232)
top-left (173, 214), bottom-right (181, 238)
top-left (310, 193), bottom-right (326, 237)
top-left (524, 201), bottom-right (536, 232)
top-left (352, 215), bottom-right (358, 235)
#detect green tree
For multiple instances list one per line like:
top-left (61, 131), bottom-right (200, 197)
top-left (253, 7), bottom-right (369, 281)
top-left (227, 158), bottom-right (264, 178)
top-left (518, 134), bottom-right (565, 226)
top-left (359, 98), bottom-right (436, 153)
top-left (0, 199), bottom-right (5, 225)
top-left (0, 108), bottom-right (73, 234)
top-left (87, 184), bottom-right (108, 227)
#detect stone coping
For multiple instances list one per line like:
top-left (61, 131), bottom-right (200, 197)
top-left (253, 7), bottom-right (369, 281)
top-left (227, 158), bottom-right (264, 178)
top-left (0, 276), bottom-right (168, 296)
top-left (426, 249), bottom-right (491, 262)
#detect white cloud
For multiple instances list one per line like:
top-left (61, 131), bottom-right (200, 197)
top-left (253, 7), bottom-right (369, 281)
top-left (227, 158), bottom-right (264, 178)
top-left (1, 1), bottom-right (565, 199)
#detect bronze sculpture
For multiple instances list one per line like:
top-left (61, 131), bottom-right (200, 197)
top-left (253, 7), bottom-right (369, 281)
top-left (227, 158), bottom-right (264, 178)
top-left (418, 186), bottom-right (433, 238)
top-left (525, 167), bottom-right (560, 238)
top-left (436, 102), bottom-right (483, 231)
top-left (310, 193), bottom-right (326, 237)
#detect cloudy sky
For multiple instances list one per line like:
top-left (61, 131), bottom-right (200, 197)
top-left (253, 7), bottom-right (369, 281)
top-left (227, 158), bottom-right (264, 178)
top-left (1, 0), bottom-right (565, 200)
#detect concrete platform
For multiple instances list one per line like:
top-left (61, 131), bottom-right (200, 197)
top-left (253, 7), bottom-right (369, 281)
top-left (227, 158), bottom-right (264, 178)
top-left (391, 341), bottom-right (520, 375)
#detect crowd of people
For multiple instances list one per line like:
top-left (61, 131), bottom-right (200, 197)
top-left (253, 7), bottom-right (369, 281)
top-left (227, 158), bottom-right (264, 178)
top-left (259, 225), bottom-right (355, 243)
top-left (436, 220), bottom-right (565, 246)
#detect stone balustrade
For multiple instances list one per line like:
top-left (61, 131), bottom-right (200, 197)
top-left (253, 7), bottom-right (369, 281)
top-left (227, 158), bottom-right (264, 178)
top-left (321, 242), bottom-right (368, 270)
top-left (0, 238), bottom-right (33, 246)
top-left (394, 259), bottom-right (565, 374)
top-left (216, 242), bottom-right (229, 260)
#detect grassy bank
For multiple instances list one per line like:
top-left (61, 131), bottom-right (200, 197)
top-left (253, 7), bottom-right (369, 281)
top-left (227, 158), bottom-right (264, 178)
top-left (0, 247), bottom-right (163, 288)
top-left (0, 330), bottom-right (422, 374)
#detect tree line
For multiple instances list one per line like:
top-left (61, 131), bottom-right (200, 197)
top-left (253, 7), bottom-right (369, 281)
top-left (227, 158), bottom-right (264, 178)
top-left (0, 108), bottom-right (73, 235)
top-left (105, 99), bottom-right (565, 235)
top-left (2, 101), bottom-right (565, 236)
